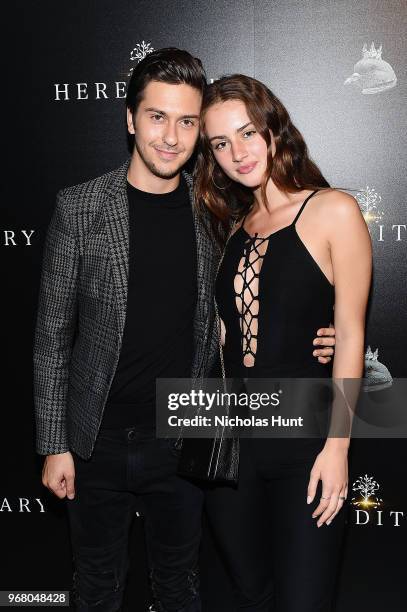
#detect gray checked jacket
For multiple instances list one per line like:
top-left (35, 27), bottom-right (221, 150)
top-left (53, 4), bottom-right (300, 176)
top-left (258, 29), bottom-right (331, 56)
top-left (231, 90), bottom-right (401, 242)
top-left (33, 160), bottom-right (222, 459)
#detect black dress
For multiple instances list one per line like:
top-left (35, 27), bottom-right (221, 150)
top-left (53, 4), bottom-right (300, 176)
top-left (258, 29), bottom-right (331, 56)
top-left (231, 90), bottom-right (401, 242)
top-left (205, 190), bottom-right (346, 612)
top-left (216, 189), bottom-right (334, 379)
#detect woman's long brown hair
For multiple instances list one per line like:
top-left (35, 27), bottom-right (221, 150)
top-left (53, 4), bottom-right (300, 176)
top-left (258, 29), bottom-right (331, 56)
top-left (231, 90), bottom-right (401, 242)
top-left (194, 74), bottom-right (331, 247)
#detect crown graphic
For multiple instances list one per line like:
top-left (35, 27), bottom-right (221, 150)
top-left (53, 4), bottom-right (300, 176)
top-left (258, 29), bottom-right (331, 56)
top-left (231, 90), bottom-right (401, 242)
top-left (362, 42), bottom-right (382, 60)
top-left (344, 42), bottom-right (397, 94)
top-left (365, 346), bottom-right (379, 361)
top-left (363, 344), bottom-right (393, 391)
top-left (351, 474), bottom-right (383, 508)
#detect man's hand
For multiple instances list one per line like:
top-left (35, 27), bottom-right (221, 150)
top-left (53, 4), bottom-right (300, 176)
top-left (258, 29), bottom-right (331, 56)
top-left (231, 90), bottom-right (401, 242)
top-left (313, 325), bottom-right (336, 364)
top-left (42, 452), bottom-right (76, 500)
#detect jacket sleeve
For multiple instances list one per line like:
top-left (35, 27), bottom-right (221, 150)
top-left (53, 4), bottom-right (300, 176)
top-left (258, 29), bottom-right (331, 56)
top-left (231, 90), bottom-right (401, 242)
top-left (33, 189), bottom-right (79, 455)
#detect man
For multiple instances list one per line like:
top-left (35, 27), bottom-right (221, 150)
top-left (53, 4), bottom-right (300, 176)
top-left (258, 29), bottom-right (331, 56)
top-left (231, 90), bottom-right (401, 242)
top-left (34, 48), bottom-right (335, 612)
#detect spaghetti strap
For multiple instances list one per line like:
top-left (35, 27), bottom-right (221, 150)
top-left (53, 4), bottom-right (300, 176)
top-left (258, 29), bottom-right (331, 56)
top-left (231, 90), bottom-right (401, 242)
top-left (292, 189), bottom-right (320, 225)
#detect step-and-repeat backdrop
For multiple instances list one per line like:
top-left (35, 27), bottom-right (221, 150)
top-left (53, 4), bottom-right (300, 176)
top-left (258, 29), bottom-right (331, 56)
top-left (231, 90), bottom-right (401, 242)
top-left (2, 1), bottom-right (406, 610)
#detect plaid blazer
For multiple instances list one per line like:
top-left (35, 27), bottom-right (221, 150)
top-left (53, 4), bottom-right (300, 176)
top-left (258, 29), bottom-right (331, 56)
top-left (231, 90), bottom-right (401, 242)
top-left (33, 160), bottom-right (221, 459)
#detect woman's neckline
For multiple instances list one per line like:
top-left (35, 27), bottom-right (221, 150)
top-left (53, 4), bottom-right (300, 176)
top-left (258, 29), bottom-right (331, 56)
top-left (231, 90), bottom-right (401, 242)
top-left (239, 189), bottom-right (320, 240)
top-left (239, 223), bottom-right (292, 241)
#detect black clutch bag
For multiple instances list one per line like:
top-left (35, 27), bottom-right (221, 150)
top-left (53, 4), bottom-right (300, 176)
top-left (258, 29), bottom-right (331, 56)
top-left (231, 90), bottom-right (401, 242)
top-left (177, 297), bottom-right (240, 484)
top-left (177, 433), bottom-right (239, 483)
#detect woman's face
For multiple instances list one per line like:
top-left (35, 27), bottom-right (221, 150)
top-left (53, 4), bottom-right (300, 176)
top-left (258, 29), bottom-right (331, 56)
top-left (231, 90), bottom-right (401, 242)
top-left (204, 99), bottom-right (275, 188)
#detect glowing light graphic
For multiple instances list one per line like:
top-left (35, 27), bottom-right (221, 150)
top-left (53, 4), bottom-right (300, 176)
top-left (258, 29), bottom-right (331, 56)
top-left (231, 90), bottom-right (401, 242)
top-left (351, 474), bottom-right (383, 509)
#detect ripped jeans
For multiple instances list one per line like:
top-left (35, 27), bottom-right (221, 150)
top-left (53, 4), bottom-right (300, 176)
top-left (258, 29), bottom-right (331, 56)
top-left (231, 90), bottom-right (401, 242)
top-left (66, 426), bottom-right (203, 612)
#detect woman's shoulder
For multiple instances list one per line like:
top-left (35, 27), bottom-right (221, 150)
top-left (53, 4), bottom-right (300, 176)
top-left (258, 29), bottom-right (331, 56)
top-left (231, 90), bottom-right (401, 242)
top-left (313, 188), bottom-right (362, 223)
top-left (311, 188), bottom-right (370, 249)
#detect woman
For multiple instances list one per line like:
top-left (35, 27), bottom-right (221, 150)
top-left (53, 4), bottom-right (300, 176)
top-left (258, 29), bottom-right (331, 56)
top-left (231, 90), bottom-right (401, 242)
top-left (194, 75), bottom-right (372, 611)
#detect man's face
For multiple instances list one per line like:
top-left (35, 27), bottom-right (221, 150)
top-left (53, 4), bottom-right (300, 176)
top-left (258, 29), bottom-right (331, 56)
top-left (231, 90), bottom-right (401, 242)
top-left (127, 81), bottom-right (202, 180)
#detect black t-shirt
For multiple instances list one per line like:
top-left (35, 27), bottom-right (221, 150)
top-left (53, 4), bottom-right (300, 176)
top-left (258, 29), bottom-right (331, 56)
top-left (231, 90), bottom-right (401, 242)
top-left (101, 175), bottom-right (197, 429)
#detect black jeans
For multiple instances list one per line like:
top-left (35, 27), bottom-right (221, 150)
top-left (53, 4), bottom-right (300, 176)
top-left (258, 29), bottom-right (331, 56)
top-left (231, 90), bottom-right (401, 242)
top-left (66, 426), bottom-right (203, 612)
top-left (204, 438), bottom-right (346, 612)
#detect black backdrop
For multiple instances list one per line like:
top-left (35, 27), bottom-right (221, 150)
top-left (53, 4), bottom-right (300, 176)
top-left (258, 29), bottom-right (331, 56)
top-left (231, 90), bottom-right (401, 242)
top-left (2, 1), bottom-right (406, 610)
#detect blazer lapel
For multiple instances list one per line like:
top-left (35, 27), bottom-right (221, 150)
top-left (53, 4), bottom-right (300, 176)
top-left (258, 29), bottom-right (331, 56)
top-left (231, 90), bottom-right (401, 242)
top-left (183, 171), bottom-right (214, 378)
top-left (183, 172), bottom-right (206, 317)
top-left (103, 159), bottom-right (131, 344)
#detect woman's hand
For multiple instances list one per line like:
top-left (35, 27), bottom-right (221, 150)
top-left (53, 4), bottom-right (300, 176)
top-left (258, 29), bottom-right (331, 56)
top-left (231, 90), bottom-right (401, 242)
top-left (307, 441), bottom-right (349, 527)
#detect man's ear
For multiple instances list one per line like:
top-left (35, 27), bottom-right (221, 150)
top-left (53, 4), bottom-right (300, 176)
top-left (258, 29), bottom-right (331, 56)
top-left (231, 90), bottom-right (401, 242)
top-left (127, 108), bottom-right (135, 135)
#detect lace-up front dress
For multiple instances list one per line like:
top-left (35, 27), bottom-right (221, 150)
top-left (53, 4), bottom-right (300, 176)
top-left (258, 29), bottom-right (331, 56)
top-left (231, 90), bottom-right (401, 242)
top-left (215, 190), bottom-right (334, 380)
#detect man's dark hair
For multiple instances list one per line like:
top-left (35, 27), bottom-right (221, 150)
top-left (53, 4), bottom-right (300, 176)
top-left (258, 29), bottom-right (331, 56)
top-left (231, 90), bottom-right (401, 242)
top-left (126, 47), bottom-right (207, 117)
